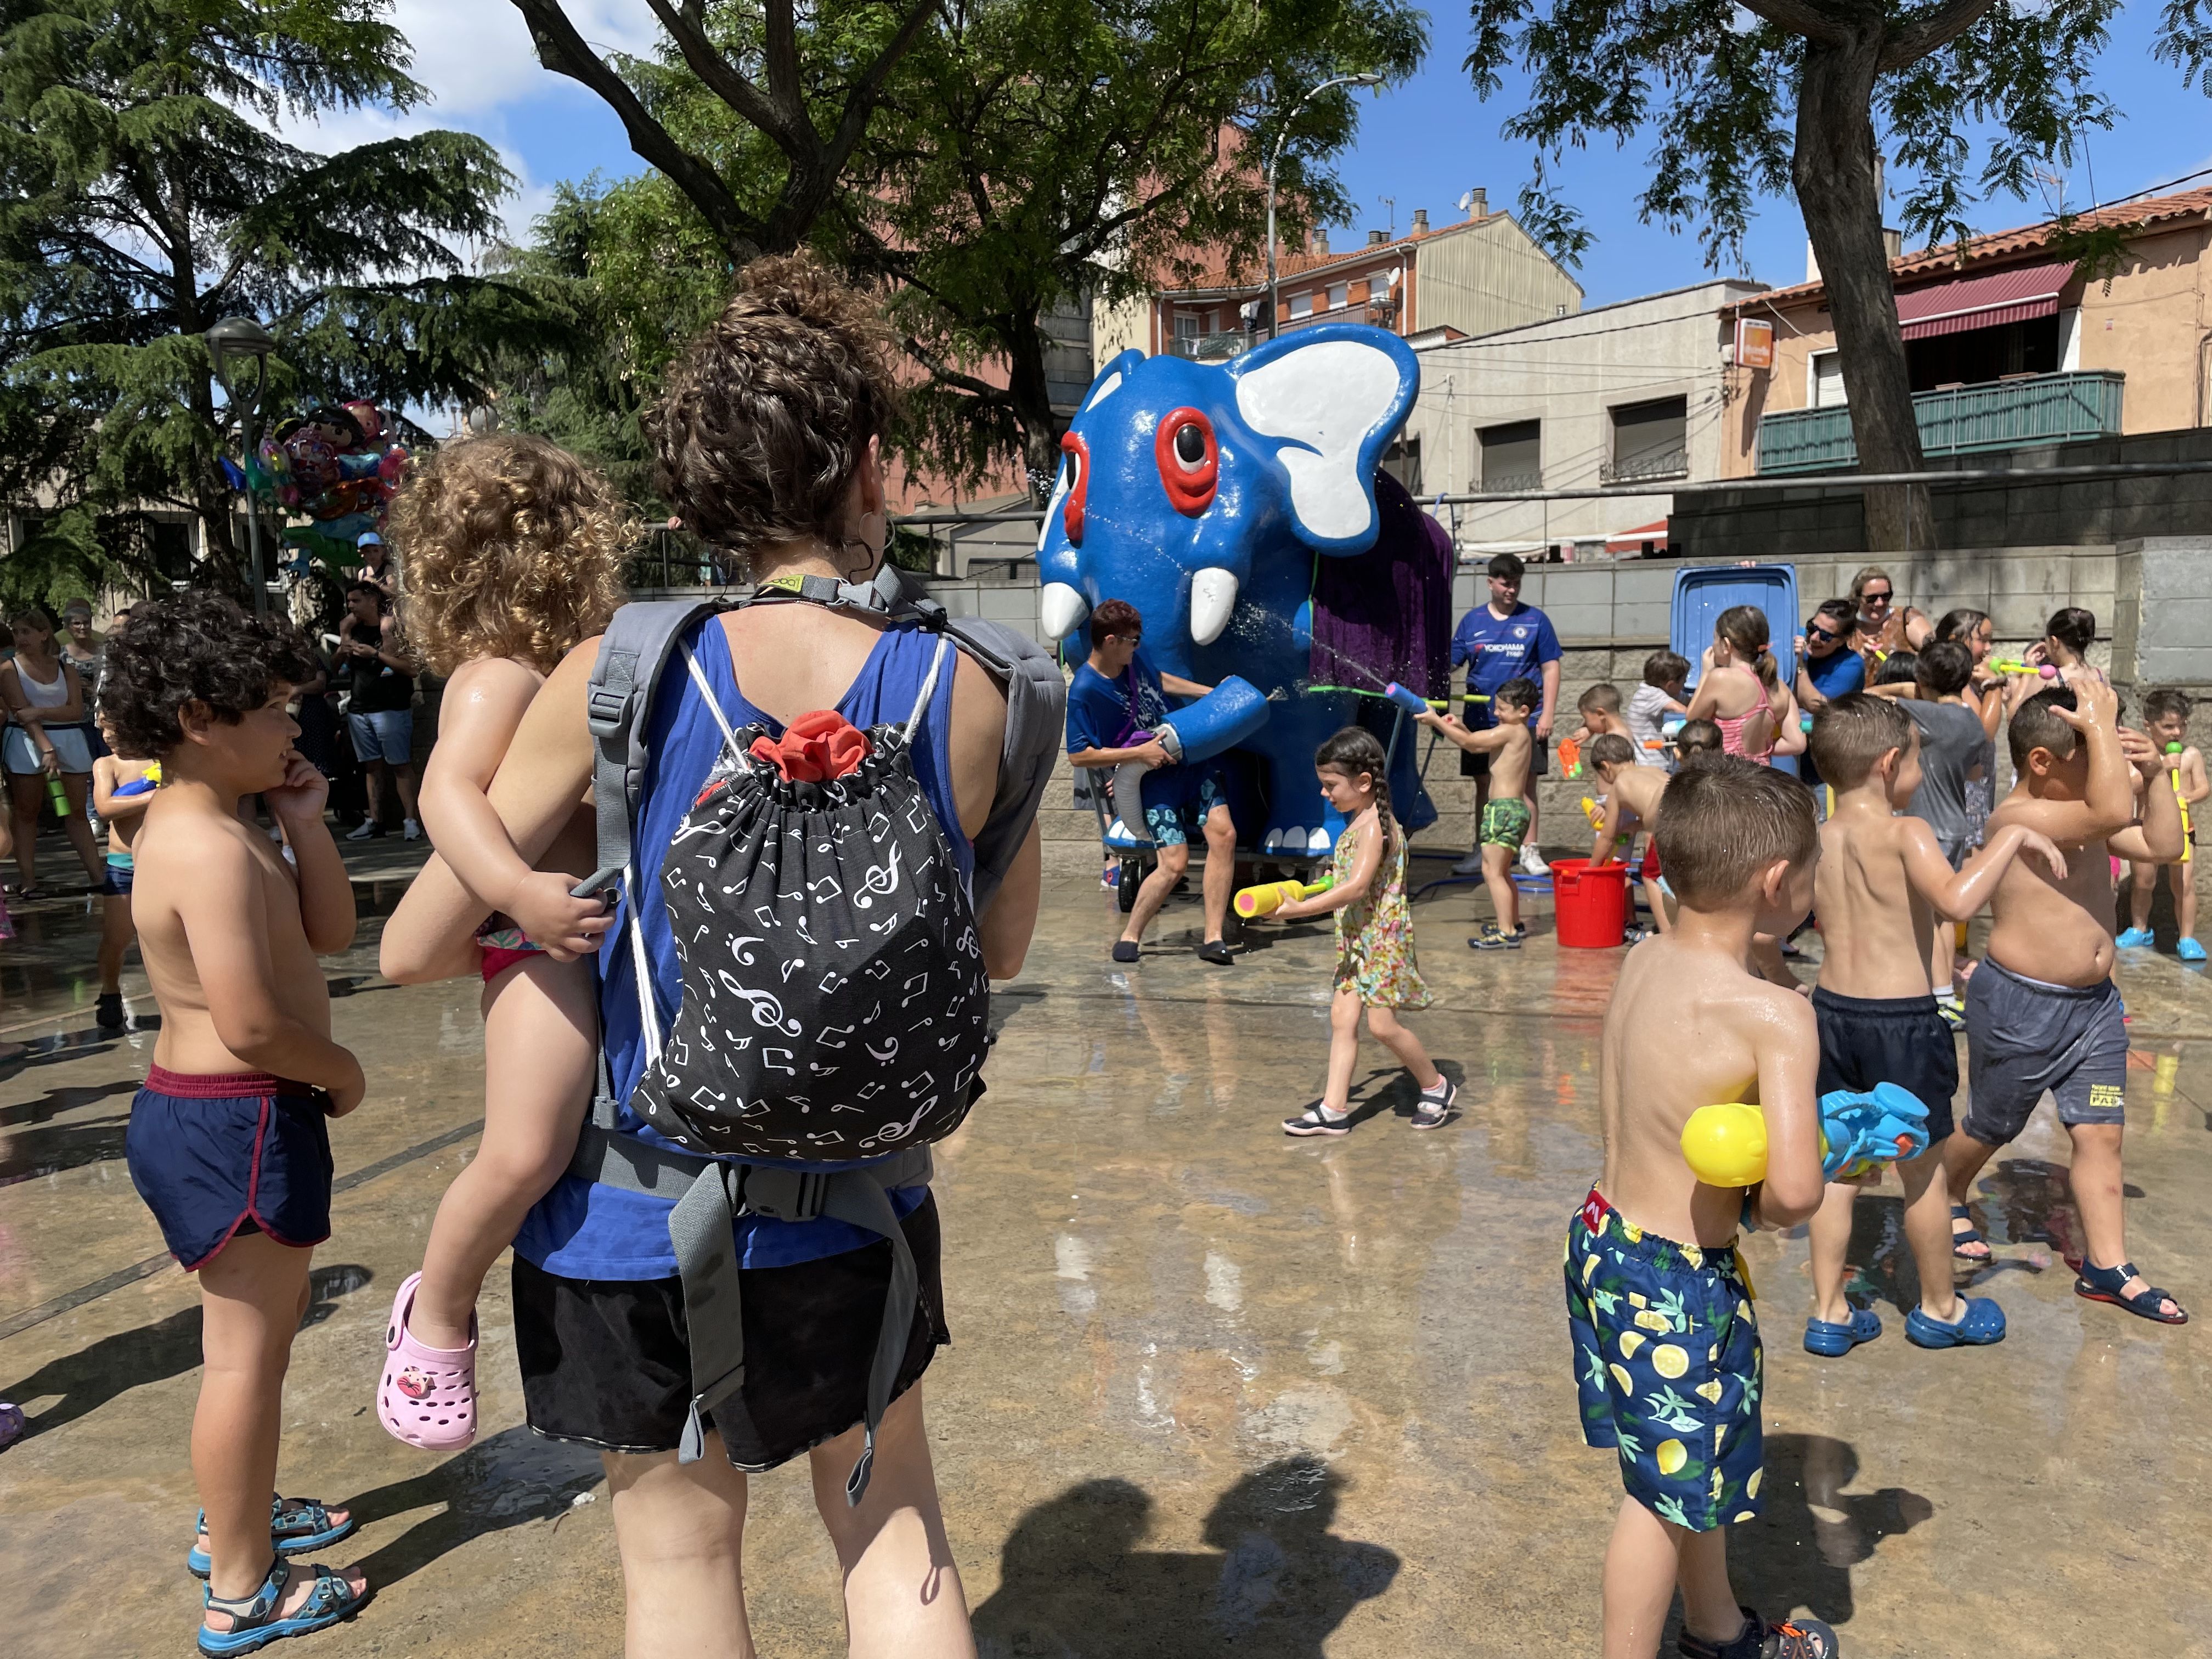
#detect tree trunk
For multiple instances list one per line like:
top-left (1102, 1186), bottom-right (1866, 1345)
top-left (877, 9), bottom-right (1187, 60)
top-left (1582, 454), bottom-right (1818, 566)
top-left (1793, 29), bottom-right (1935, 554)
top-left (1002, 317), bottom-right (1062, 505)
top-left (184, 371), bottom-right (245, 597)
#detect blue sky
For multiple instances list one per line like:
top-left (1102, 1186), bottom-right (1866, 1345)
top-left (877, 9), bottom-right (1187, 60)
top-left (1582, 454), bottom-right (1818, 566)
top-left (347, 3), bottom-right (2212, 308)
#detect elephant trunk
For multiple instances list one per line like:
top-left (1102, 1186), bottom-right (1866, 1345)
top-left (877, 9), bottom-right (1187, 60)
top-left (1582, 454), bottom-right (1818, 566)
top-left (1157, 676), bottom-right (1269, 764)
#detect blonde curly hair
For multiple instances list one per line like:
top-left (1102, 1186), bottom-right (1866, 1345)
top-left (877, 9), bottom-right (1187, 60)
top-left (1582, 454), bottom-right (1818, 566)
top-left (389, 433), bottom-right (630, 676)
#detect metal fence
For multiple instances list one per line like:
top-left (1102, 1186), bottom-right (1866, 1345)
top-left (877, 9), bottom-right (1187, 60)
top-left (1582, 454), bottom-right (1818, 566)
top-left (1758, 370), bottom-right (2126, 475)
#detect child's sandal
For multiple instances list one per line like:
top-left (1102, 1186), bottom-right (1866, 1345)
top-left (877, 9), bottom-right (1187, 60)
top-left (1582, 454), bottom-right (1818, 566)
top-left (1410, 1079), bottom-right (1458, 1130)
top-left (2074, 1259), bottom-right (2188, 1325)
top-left (199, 1557), bottom-right (369, 1655)
top-left (188, 1496), bottom-right (356, 1578)
top-left (1949, 1204), bottom-right (1992, 1262)
top-left (377, 1272), bottom-right (478, 1449)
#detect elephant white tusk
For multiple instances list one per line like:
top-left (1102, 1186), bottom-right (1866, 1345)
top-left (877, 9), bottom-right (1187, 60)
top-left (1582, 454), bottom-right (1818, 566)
top-left (1040, 583), bottom-right (1089, 642)
top-left (1189, 568), bottom-right (1239, 647)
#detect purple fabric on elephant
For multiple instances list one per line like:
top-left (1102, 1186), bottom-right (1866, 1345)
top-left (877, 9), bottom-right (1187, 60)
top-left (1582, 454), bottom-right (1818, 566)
top-left (1308, 470), bottom-right (1454, 701)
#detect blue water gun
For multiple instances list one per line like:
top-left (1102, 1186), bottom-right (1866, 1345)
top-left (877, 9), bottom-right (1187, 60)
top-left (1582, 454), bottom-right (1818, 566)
top-left (111, 761), bottom-right (161, 799)
top-left (1819, 1082), bottom-right (1930, 1181)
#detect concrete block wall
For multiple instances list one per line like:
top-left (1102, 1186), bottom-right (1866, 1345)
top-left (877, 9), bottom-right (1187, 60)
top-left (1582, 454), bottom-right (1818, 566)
top-left (1673, 426), bottom-right (2212, 562)
top-left (642, 549), bottom-right (2212, 907)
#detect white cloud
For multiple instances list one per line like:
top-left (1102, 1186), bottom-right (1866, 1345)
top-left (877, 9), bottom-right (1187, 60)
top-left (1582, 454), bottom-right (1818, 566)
top-left (263, 1), bottom-right (667, 249)
top-left (381, 0), bottom-right (662, 119)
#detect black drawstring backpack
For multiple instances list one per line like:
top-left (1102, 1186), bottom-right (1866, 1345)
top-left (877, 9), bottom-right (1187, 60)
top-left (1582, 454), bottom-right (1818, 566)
top-left (634, 634), bottom-right (990, 1158)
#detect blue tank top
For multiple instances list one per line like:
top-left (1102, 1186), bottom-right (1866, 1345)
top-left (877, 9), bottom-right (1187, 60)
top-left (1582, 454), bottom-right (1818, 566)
top-left (512, 613), bottom-right (969, 1279)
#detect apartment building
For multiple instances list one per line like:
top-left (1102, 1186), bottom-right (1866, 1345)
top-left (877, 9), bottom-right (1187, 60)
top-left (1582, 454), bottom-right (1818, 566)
top-left (1720, 188), bottom-right (2212, 477)
top-left (1138, 190), bottom-right (1584, 364)
top-left (1396, 278), bottom-right (1767, 558)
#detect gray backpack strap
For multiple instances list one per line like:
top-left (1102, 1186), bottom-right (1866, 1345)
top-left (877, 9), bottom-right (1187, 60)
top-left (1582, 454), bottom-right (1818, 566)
top-left (568, 1121), bottom-right (932, 1500)
top-left (579, 599), bottom-right (729, 891)
top-left (937, 616), bottom-right (1066, 913)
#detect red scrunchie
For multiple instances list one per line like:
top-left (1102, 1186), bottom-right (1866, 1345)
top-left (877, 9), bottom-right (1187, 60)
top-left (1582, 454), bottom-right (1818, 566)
top-left (749, 709), bottom-right (872, 782)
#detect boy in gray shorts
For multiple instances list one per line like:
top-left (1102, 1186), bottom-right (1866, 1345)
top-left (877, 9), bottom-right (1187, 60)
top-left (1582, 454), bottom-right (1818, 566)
top-left (1944, 678), bottom-right (2188, 1324)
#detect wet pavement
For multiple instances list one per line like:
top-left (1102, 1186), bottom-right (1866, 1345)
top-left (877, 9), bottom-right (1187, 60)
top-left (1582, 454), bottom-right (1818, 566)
top-left (2, 842), bottom-right (2209, 1656)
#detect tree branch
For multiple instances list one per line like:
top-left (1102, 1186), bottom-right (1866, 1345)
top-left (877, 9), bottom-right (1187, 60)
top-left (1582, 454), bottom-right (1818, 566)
top-left (1879, 0), bottom-right (2001, 71)
top-left (1736, 0), bottom-right (1849, 44)
top-left (822, 0), bottom-right (942, 182)
top-left (642, 0), bottom-right (789, 142)
top-left (507, 0), bottom-right (760, 259)
top-left (901, 337), bottom-right (1015, 407)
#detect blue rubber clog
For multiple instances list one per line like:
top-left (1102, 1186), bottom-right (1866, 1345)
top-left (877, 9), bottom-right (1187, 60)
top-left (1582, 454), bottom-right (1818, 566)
top-left (1803, 1307), bottom-right (1883, 1357)
top-left (1905, 1296), bottom-right (2007, 1348)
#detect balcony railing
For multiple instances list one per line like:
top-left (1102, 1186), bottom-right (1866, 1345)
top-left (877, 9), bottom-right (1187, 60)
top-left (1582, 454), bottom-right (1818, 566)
top-left (1479, 470), bottom-right (1543, 494)
top-left (1756, 370), bottom-right (2126, 475)
top-left (1168, 331), bottom-right (1252, 362)
top-left (1600, 449), bottom-right (1689, 485)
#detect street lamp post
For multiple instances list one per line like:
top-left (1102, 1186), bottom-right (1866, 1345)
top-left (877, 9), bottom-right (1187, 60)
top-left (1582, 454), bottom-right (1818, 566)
top-left (1263, 72), bottom-right (1382, 341)
top-left (206, 316), bottom-right (278, 614)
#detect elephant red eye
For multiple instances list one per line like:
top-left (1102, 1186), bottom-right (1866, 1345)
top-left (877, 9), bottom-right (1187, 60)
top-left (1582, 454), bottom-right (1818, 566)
top-left (1154, 408), bottom-right (1217, 515)
top-left (1058, 431), bottom-right (1090, 543)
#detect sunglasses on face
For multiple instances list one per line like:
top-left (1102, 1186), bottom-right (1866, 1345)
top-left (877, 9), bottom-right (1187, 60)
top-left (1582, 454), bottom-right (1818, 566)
top-left (1807, 625), bottom-right (1842, 642)
top-left (1862, 590), bottom-right (1892, 604)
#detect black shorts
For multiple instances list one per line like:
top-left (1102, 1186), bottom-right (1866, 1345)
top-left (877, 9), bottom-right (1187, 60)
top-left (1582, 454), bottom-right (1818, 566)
top-left (511, 1193), bottom-right (949, 1470)
top-left (1812, 988), bottom-right (1958, 1145)
top-left (1459, 708), bottom-right (1551, 780)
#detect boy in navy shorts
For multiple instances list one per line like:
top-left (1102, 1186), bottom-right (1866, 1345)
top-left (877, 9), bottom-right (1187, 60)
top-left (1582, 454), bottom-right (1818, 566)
top-left (1566, 758), bottom-right (1838, 1657)
top-left (104, 593), bottom-right (373, 1651)
top-left (1798, 696), bottom-right (2064, 1357)
top-left (1944, 676), bottom-right (2187, 1325)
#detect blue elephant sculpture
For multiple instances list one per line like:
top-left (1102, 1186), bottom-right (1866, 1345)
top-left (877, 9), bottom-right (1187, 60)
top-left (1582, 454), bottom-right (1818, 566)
top-left (1036, 325), bottom-right (1453, 858)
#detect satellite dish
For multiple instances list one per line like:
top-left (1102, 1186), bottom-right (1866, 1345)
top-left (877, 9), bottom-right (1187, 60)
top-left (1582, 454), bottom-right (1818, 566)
top-left (1457, 190), bottom-right (1475, 213)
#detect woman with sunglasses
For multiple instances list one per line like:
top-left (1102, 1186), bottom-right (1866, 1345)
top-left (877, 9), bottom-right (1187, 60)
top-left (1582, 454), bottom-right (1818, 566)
top-left (1848, 565), bottom-right (1932, 659)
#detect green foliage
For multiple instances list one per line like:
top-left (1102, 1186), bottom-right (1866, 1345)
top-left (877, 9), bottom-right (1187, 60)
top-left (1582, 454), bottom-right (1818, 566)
top-left (0, 0), bottom-right (562, 594)
top-left (479, 176), bottom-right (732, 511)
top-left (857, 0), bottom-right (1427, 491)
top-left (1463, 0), bottom-right (2212, 270)
top-left (503, 0), bottom-right (1425, 495)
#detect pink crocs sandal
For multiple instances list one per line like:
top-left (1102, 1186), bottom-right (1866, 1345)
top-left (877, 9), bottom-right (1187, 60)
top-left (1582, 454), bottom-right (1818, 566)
top-left (377, 1272), bottom-right (478, 1449)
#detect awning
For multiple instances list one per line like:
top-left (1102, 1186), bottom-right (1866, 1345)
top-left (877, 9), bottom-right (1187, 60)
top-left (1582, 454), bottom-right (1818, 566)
top-left (1605, 521), bottom-right (1669, 556)
top-left (1895, 260), bottom-right (2072, 341)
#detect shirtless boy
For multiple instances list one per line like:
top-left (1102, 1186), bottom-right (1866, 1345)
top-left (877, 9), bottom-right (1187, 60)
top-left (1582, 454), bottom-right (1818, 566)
top-left (1567, 757), bottom-right (1835, 1659)
top-left (1573, 682), bottom-right (1639, 751)
top-left (104, 592), bottom-right (371, 1650)
top-left (1798, 695), bottom-right (2064, 1357)
top-left (1587, 734), bottom-right (1671, 934)
top-left (1946, 675), bottom-right (2187, 1324)
top-left (88, 715), bottom-right (156, 1029)
top-left (1421, 675), bottom-right (1537, 950)
top-left (2117, 689), bottom-right (2207, 961)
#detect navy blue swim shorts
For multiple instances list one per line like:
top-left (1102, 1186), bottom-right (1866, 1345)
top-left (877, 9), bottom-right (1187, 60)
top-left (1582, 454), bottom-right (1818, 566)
top-left (125, 1066), bottom-right (334, 1269)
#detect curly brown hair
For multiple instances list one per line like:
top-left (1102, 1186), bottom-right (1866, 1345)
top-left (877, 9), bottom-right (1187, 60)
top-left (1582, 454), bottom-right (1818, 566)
top-left (388, 433), bottom-right (630, 676)
top-left (646, 253), bottom-right (900, 558)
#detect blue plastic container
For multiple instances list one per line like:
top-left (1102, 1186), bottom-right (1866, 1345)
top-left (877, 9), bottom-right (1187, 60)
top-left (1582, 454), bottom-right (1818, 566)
top-left (1671, 562), bottom-right (1802, 777)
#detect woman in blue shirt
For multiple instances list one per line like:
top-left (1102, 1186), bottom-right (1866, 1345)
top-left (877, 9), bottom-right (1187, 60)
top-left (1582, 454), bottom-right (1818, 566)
top-left (382, 258), bottom-right (1040, 1655)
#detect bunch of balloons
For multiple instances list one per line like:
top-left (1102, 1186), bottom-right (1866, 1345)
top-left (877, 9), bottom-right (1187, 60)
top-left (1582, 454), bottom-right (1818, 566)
top-left (257, 400), bottom-right (409, 533)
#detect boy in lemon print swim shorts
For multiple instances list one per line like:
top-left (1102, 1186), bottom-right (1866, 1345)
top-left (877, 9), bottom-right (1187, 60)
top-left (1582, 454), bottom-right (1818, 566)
top-left (1564, 758), bottom-right (1838, 1659)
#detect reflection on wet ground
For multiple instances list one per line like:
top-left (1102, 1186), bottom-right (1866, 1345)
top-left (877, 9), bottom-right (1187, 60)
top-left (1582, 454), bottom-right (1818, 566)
top-left (2, 845), bottom-right (2210, 1655)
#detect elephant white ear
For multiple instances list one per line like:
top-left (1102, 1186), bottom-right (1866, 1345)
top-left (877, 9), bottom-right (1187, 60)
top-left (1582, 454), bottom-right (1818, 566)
top-left (1231, 328), bottom-right (1418, 550)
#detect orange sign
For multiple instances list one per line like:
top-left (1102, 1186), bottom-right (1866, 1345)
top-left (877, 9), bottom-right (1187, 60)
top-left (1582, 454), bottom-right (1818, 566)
top-left (1734, 317), bottom-right (1775, 371)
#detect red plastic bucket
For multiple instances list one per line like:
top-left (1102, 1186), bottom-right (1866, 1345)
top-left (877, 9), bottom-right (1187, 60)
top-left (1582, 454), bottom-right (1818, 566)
top-left (1550, 857), bottom-right (1631, 949)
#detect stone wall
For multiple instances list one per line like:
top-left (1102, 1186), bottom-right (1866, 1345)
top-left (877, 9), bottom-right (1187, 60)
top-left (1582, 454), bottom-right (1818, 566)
top-left (647, 543), bottom-right (2212, 907)
top-left (1674, 426), bottom-right (2212, 561)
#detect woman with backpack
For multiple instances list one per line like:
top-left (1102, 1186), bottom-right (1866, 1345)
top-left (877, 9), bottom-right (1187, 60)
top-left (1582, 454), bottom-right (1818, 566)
top-left (380, 255), bottom-right (1053, 1656)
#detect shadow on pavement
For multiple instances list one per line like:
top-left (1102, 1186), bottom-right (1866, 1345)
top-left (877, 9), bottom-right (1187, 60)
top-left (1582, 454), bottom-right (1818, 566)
top-left (346, 1426), bottom-right (603, 1593)
top-left (973, 1455), bottom-right (1399, 1658)
top-left (0, 1264), bottom-right (375, 1442)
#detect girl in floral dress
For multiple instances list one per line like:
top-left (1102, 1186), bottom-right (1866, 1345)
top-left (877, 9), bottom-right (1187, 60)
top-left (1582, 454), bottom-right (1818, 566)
top-left (1273, 727), bottom-right (1458, 1136)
